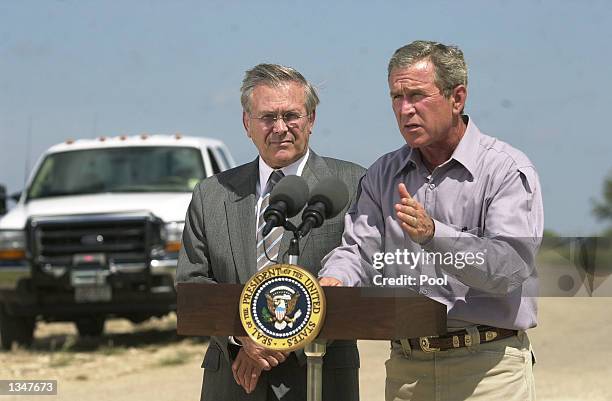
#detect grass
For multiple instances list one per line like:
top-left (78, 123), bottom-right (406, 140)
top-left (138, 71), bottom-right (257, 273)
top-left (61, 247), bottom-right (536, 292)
top-left (155, 350), bottom-right (191, 367)
top-left (98, 345), bottom-right (127, 355)
top-left (0, 270), bottom-right (30, 287)
top-left (98, 339), bottom-right (127, 355)
top-left (49, 353), bottom-right (75, 367)
top-left (537, 238), bottom-right (612, 273)
top-left (537, 248), bottom-right (574, 267)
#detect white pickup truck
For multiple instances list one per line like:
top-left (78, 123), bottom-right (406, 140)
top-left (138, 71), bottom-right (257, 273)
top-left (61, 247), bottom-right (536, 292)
top-left (0, 134), bottom-right (235, 349)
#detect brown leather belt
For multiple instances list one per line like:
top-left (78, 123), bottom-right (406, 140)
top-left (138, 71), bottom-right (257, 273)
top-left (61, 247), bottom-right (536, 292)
top-left (401, 326), bottom-right (518, 352)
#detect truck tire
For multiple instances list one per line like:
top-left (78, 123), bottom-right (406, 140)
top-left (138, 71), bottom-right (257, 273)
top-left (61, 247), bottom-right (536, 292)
top-left (0, 305), bottom-right (35, 350)
top-left (75, 317), bottom-right (105, 337)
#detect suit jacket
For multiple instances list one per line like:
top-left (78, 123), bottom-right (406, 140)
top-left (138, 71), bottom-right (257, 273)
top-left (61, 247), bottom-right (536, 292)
top-left (177, 150), bottom-right (365, 401)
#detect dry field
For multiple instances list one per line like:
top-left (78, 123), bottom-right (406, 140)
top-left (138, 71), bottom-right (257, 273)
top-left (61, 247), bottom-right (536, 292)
top-left (2, 298), bottom-right (612, 401)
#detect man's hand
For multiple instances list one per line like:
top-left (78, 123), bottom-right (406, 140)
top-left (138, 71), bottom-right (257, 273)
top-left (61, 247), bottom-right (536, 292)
top-left (235, 336), bottom-right (289, 371)
top-left (395, 183), bottom-right (435, 244)
top-left (319, 277), bottom-right (342, 286)
top-left (231, 348), bottom-right (262, 394)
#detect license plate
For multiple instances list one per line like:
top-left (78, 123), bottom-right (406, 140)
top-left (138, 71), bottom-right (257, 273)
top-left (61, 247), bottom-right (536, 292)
top-left (74, 285), bottom-right (112, 303)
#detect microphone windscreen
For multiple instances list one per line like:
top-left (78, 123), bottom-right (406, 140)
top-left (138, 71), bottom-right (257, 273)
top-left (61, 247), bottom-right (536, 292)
top-left (309, 178), bottom-right (349, 218)
top-left (270, 175), bottom-right (309, 217)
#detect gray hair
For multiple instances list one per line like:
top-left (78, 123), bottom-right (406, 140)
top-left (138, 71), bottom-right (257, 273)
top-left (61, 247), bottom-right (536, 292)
top-left (240, 63), bottom-right (320, 114)
top-left (388, 40), bottom-right (467, 98)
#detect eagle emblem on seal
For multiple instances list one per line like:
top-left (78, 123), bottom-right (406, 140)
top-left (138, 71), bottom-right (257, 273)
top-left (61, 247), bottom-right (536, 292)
top-left (262, 285), bottom-right (302, 330)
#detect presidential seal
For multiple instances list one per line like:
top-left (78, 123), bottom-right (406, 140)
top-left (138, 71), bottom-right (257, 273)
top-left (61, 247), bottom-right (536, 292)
top-left (239, 264), bottom-right (326, 351)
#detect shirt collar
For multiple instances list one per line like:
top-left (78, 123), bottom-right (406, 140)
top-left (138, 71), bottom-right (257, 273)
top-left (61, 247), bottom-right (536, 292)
top-left (257, 148), bottom-right (310, 197)
top-left (394, 115), bottom-right (480, 178)
top-left (396, 146), bottom-right (420, 177)
top-left (448, 115), bottom-right (480, 178)
top-left (394, 144), bottom-right (430, 178)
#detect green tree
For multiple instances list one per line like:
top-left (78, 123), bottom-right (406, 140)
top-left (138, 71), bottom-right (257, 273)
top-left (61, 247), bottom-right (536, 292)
top-left (592, 174), bottom-right (612, 236)
top-left (592, 175), bottom-right (612, 220)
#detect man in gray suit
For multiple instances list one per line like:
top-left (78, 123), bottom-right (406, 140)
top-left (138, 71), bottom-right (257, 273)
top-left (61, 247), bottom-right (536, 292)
top-left (176, 63), bottom-right (364, 401)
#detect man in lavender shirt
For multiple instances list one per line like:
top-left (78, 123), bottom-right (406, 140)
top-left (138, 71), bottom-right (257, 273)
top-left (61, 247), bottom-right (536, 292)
top-left (319, 41), bottom-right (543, 401)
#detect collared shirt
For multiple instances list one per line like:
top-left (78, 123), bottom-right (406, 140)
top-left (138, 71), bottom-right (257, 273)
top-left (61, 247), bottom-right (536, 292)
top-left (255, 149), bottom-right (310, 235)
top-left (319, 117), bottom-right (543, 330)
top-left (230, 149), bottom-right (310, 347)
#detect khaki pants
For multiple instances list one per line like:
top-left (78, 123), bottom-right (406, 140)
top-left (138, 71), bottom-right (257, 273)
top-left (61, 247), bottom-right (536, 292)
top-left (385, 330), bottom-right (536, 401)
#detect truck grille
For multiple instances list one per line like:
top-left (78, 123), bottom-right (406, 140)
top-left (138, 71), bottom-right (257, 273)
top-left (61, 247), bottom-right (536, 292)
top-left (27, 214), bottom-right (162, 268)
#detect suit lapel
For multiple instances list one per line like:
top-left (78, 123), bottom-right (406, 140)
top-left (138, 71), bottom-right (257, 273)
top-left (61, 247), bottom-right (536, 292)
top-left (279, 151), bottom-right (331, 264)
top-left (225, 159), bottom-right (258, 283)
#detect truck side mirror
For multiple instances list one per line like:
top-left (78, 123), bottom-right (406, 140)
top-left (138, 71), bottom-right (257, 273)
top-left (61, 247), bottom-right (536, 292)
top-left (0, 184), bottom-right (6, 215)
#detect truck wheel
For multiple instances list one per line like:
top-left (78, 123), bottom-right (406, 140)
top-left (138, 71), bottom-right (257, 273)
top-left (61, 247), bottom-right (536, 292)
top-left (0, 306), bottom-right (35, 350)
top-left (75, 317), bottom-right (105, 337)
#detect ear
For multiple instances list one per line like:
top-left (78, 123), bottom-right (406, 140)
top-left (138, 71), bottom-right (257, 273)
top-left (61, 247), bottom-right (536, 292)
top-left (451, 85), bottom-right (467, 116)
top-left (306, 109), bottom-right (316, 134)
top-left (242, 111), bottom-right (251, 138)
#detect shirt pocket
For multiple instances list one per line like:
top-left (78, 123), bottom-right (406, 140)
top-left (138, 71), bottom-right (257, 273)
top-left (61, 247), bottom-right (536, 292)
top-left (449, 223), bottom-right (481, 237)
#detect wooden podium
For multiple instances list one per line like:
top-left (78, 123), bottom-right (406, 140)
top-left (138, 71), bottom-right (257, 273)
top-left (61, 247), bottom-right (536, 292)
top-left (177, 283), bottom-right (447, 400)
top-left (177, 283), bottom-right (447, 339)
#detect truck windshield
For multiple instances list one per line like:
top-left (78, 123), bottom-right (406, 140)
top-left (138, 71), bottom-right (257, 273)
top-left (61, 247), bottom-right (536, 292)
top-left (27, 146), bottom-right (206, 199)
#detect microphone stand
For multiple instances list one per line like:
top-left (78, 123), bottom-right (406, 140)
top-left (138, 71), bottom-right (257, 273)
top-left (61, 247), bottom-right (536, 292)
top-left (283, 221), bottom-right (326, 401)
top-left (283, 221), bottom-right (300, 266)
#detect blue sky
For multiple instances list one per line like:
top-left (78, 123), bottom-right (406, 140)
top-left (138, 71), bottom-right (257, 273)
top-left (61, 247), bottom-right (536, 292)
top-left (1, 0), bottom-right (610, 235)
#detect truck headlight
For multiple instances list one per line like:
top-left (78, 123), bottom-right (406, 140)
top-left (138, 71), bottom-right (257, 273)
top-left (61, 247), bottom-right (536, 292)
top-left (161, 222), bottom-right (185, 254)
top-left (0, 230), bottom-right (26, 261)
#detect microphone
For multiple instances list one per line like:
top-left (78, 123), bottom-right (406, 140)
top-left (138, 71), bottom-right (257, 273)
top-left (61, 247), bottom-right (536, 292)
top-left (297, 178), bottom-right (349, 237)
top-left (262, 175), bottom-right (309, 237)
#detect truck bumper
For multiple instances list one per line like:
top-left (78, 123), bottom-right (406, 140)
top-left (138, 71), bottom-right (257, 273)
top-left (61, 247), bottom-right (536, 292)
top-left (2, 266), bottom-right (177, 320)
top-left (4, 286), bottom-right (176, 319)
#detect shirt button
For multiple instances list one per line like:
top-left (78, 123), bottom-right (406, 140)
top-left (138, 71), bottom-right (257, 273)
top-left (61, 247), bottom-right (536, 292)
top-left (429, 183), bottom-right (435, 189)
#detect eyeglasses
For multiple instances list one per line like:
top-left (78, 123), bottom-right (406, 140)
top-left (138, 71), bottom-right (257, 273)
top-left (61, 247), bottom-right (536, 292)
top-left (250, 112), bottom-right (309, 127)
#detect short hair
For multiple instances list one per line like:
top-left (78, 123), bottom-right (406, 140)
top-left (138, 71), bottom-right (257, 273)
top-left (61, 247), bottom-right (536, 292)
top-left (388, 40), bottom-right (467, 98)
top-left (240, 63), bottom-right (320, 114)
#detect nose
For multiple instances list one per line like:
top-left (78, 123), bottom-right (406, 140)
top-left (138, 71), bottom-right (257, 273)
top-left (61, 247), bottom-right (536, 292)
top-left (272, 116), bottom-right (289, 133)
top-left (399, 96), bottom-right (416, 116)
